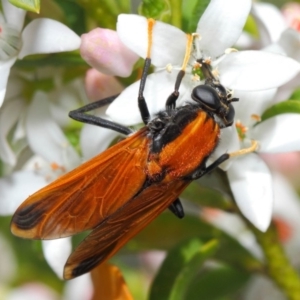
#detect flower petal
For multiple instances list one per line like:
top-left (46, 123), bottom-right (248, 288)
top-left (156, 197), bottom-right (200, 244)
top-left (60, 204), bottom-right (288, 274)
top-left (277, 28), bottom-right (300, 62)
top-left (63, 274), bottom-right (92, 300)
top-left (0, 171), bottom-right (47, 215)
top-left (0, 98), bottom-right (25, 165)
top-left (0, 58), bottom-right (16, 107)
top-left (252, 114), bottom-right (300, 153)
top-left (219, 51), bottom-right (300, 90)
top-left (80, 28), bottom-right (138, 77)
top-left (197, 0), bottom-right (251, 58)
top-left (251, 3), bottom-right (287, 44)
top-left (106, 71), bottom-right (189, 125)
top-left (209, 126), bottom-right (240, 171)
top-left (117, 14), bottom-right (187, 67)
top-left (48, 79), bottom-right (85, 127)
top-left (227, 154), bottom-right (273, 231)
top-left (274, 72), bottom-right (300, 102)
top-left (233, 89), bottom-right (277, 125)
top-left (42, 238), bottom-right (72, 279)
top-left (2, 0), bottom-right (26, 31)
top-left (18, 18), bottom-right (81, 59)
top-left (26, 92), bottom-right (80, 169)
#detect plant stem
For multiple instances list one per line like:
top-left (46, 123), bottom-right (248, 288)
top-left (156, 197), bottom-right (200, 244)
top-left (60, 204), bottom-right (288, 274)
top-left (251, 221), bottom-right (300, 300)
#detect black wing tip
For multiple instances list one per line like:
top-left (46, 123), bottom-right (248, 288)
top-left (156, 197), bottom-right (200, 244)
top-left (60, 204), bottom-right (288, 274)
top-left (11, 202), bottom-right (45, 231)
top-left (64, 256), bottom-right (102, 280)
top-left (63, 242), bottom-right (117, 279)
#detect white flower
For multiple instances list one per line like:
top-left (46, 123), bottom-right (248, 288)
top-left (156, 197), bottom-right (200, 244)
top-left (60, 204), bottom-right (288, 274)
top-left (0, 77), bottom-right (84, 166)
top-left (0, 88), bottom-right (84, 278)
top-left (0, 90), bottom-right (81, 254)
top-left (0, 0), bottom-right (81, 106)
top-left (251, 2), bottom-right (300, 102)
top-left (106, 2), bottom-right (300, 126)
top-left (220, 87), bottom-right (300, 231)
top-left (101, 0), bottom-right (300, 231)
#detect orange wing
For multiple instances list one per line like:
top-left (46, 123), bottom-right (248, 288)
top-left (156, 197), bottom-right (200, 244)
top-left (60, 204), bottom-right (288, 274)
top-left (11, 128), bottom-right (149, 239)
top-left (63, 179), bottom-right (189, 279)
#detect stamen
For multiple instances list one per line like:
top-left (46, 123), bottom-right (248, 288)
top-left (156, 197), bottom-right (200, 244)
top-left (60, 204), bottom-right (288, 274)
top-left (251, 114), bottom-right (261, 122)
top-left (181, 34), bottom-right (193, 71)
top-left (212, 68), bottom-right (219, 77)
top-left (229, 140), bottom-right (258, 158)
top-left (146, 18), bottom-right (156, 58)
top-left (225, 48), bottom-right (238, 54)
top-left (203, 57), bottom-right (212, 65)
top-left (51, 162), bottom-right (66, 173)
top-left (166, 63), bottom-right (173, 73)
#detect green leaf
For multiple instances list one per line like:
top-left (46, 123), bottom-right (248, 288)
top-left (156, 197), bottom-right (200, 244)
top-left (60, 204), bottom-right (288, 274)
top-left (76, 0), bottom-right (125, 29)
top-left (9, 0), bottom-right (40, 13)
top-left (138, 0), bottom-right (171, 22)
top-left (129, 213), bottom-right (262, 272)
top-left (128, 213), bottom-right (210, 251)
top-left (289, 88), bottom-right (300, 100)
top-left (149, 238), bottom-right (217, 300)
top-left (14, 52), bottom-right (86, 69)
top-left (186, 0), bottom-right (210, 32)
top-left (169, 240), bottom-right (219, 300)
top-left (260, 100), bottom-right (300, 123)
top-left (186, 264), bottom-right (250, 300)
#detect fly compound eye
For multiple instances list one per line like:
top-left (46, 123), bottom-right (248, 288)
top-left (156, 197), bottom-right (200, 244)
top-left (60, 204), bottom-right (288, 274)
top-left (191, 85), bottom-right (221, 111)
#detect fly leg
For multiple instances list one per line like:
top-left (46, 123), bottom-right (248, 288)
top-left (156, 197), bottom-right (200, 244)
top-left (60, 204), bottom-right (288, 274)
top-left (168, 198), bottom-right (184, 219)
top-left (69, 95), bottom-right (133, 135)
top-left (165, 34), bottom-right (194, 110)
top-left (185, 140), bottom-right (258, 180)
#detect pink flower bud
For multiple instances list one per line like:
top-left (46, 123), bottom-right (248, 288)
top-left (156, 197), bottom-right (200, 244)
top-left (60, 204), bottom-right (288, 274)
top-left (80, 28), bottom-right (139, 77)
top-left (85, 69), bottom-right (124, 101)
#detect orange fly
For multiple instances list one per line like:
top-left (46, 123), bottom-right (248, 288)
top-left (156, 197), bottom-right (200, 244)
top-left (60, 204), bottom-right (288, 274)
top-left (12, 19), bottom-right (239, 279)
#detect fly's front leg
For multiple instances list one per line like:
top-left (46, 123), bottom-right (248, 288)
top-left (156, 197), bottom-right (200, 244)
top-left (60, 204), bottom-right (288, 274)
top-left (165, 33), bottom-right (194, 110)
top-left (137, 19), bottom-right (157, 125)
top-left (69, 94), bottom-right (133, 136)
